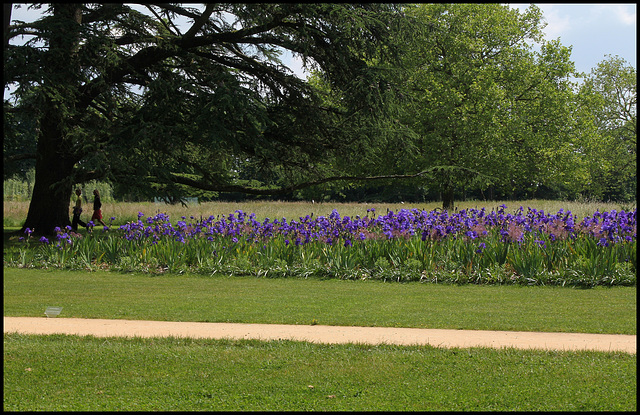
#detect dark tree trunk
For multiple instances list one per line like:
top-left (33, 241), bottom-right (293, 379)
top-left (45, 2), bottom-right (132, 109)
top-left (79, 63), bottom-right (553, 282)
top-left (4, 3), bottom-right (11, 47)
top-left (20, 4), bottom-right (82, 236)
top-left (442, 185), bottom-right (455, 211)
top-left (4, 3), bottom-right (12, 97)
top-left (21, 119), bottom-right (77, 235)
top-left (22, 174), bottom-right (75, 236)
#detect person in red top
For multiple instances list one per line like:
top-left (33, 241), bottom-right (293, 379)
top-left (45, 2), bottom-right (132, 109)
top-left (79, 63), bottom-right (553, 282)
top-left (91, 189), bottom-right (107, 227)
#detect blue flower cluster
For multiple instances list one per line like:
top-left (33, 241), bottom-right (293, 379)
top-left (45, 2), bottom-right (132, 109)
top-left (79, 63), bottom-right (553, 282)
top-left (114, 205), bottom-right (636, 247)
top-left (13, 205), bottom-right (635, 285)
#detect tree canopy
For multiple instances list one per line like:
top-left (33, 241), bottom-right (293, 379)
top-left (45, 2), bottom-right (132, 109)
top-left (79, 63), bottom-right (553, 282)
top-left (4, 3), bottom-right (417, 234)
top-left (396, 3), bottom-right (584, 209)
top-left (3, 3), bottom-right (636, 234)
top-left (575, 55), bottom-right (637, 201)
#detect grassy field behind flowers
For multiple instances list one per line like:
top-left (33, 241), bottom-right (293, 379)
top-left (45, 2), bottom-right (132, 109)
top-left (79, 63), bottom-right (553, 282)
top-left (4, 199), bottom-right (636, 227)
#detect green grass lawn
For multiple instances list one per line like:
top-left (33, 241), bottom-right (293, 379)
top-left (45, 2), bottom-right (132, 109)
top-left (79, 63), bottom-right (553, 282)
top-left (3, 267), bottom-right (636, 334)
top-left (3, 267), bottom-right (637, 411)
top-left (3, 333), bottom-right (636, 411)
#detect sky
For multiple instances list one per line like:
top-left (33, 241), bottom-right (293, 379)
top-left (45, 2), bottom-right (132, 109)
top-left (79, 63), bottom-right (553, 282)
top-left (6, 3), bottom-right (637, 81)
top-left (508, 3), bottom-right (636, 74)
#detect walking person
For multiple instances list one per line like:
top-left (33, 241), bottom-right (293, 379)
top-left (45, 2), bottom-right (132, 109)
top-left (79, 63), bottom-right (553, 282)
top-left (71, 188), bottom-right (87, 231)
top-left (91, 189), bottom-right (107, 227)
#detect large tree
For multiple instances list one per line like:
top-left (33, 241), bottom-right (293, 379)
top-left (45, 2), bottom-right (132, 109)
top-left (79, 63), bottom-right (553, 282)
top-left (4, 3), bottom-right (416, 235)
top-left (577, 55), bottom-right (636, 201)
top-left (399, 3), bottom-right (581, 209)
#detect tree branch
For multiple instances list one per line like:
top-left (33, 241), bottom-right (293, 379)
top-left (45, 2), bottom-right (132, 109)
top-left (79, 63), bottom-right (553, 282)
top-left (148, 3), bottom-right (203, 20)
top-left (166, 166), bottom-right (489, 196)
top-left (77, 8), bottom-right (291, 112)
top-left (5, 153), bottom-right (36, 162)
top-left (182, 3), bottom-right (215, 41)
top-left (145, 4), bottom-right (179, 36)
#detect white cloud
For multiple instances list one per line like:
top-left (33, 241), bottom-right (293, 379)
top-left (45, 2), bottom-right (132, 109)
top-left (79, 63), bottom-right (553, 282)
top-left (502, 4), bottom-right (636, 74)
top-left (508, 4), bottom-right (577, 40)
top-left (594, 4), bottom-right (636, 25)
top-left (512, 4), bottom-right (635, 39)
top-left (536, 4), bottom-right (574, 39)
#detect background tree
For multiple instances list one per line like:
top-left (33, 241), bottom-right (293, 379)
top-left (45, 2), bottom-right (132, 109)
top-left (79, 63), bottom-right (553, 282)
top-left (4, 3), bottom-right (415, 235)
top-left (577, 55), bottom-right (636, 202)
top-left (399, 3), bottom-right (581, 210)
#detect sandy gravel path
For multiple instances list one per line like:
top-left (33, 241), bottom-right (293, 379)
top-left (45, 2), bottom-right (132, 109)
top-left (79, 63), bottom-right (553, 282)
top-left (4, 317), bottom-right (635, 354)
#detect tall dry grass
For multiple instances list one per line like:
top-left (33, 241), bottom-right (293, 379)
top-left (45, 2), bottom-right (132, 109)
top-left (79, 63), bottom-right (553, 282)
top-left (4, 199), bottom-right (636, 228)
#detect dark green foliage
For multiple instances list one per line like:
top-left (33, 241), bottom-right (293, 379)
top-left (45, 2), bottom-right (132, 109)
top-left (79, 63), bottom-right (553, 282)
top-left (4, 3), bottom-right (415, 234)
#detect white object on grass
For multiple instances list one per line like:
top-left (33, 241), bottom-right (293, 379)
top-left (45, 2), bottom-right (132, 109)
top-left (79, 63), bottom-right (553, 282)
top-left (44, 307), bottom-right (63, 318)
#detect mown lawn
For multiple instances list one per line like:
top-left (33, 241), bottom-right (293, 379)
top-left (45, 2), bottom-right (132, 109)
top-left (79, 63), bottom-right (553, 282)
top-left (3, 267), bottom-right (636, 334)
top-left (3, 265), bottom-right (637, 411)
top-left (3, 333), bottom-right (636, 411)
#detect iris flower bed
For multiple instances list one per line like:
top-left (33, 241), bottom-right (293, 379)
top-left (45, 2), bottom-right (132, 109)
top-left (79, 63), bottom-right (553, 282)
top-left (8, 205), bottom-right (636, 287)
